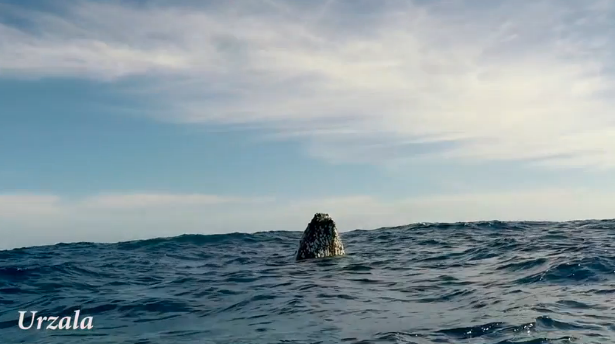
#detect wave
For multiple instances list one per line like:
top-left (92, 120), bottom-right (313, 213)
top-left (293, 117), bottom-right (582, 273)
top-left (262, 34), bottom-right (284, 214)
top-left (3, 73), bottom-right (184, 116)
top-left (2, 219), bottom-right (615, 343)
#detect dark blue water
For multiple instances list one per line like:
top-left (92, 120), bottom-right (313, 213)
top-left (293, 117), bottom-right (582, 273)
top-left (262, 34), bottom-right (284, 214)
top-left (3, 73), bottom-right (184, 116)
top-left (2, 220), bottom-right (615, 343)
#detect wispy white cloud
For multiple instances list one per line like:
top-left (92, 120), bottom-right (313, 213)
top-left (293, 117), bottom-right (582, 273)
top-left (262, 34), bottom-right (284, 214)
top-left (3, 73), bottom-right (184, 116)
top-left (1, 0), bottom-right (615, 168)
top-left (1, 188), bottom-right (615, 250)
top-left (80, 193), bottom-right (273, 209)
top-left (0, 194), bottom-right (65, 219)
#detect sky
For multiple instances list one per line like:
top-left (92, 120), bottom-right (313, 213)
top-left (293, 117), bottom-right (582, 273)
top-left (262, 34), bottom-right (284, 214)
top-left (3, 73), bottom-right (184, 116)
top-left (2, 0), bottom-right (615, 250)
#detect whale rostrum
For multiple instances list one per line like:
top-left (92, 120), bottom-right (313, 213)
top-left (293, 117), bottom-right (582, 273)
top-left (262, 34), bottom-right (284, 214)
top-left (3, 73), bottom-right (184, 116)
top-left (295, 213), bottom-right (345, 261)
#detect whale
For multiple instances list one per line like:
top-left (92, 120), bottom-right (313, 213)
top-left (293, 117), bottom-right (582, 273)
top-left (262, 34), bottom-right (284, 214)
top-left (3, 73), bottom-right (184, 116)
top-left (295, 213), bottom-right (345, 261)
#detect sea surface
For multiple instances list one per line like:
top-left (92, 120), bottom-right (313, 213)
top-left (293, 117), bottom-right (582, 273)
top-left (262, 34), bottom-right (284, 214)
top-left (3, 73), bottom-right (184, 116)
top-left (2, 220), bottom-right (615, 343)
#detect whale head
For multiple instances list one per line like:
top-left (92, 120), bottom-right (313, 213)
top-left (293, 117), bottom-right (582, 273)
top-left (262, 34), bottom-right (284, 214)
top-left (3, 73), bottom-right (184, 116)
top-left (295, 213), bottom-right (345, 261)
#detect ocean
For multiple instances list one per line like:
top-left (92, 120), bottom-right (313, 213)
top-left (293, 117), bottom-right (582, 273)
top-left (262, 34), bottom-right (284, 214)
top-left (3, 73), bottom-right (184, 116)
top-left (2, 219), bottom-right (615, 343)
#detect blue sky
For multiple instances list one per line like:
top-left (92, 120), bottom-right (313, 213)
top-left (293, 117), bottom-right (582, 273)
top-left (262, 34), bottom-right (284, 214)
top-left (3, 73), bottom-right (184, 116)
top-left (2, 0), bottom-right (615, 249)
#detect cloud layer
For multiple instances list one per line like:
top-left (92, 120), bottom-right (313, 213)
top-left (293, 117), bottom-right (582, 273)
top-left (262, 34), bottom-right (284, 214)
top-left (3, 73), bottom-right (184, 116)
top-left (2, 0), bottom-right (615, 168)
top-left (2, 188), bottom-right (615, 250)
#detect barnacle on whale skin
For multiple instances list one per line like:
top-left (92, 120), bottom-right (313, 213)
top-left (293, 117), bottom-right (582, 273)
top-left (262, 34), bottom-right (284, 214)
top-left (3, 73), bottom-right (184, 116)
top-left (295, 213), bottom-right (345, 261)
